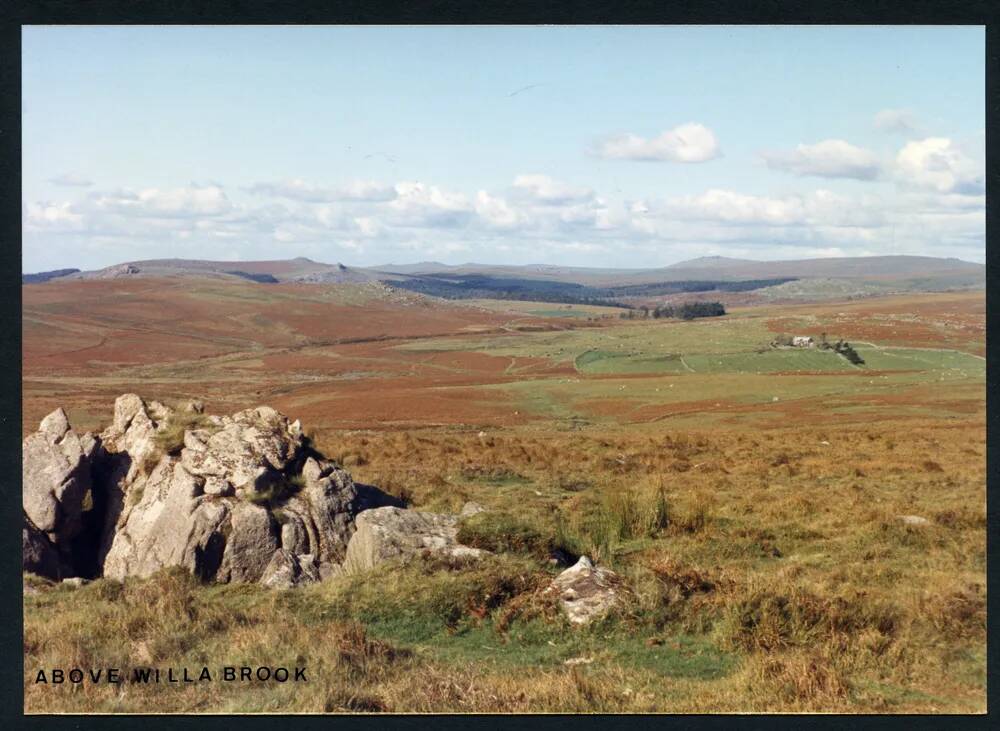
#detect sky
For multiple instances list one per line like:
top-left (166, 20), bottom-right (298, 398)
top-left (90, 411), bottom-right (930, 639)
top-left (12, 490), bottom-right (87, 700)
top-left (22, 25), bottom-right (986, 272)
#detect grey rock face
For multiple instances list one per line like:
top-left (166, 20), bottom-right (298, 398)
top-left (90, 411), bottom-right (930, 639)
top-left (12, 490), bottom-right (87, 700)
top-left (342, 506), bottom-right (488, 574)
top-left (181, 406), bottom-right (303, 490)
top-left (102, 460), bottom-right (227, 580)
top-left (260, 549), bottom-right (321, 589)
top-left (22, 407), bottom-right (97, 572)
top-left (280, 514), bottom-right (309, 554)
top-left (216, 503), bottom-right (280, 583)
top-left (97, 395), bottom-right (363, 585)
top-left (297, 460), bottom-right (359, 565)
top-left (100, 394), bottom-right (165, 484)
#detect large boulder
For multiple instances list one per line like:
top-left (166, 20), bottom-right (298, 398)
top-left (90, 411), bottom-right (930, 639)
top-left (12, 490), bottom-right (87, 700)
top-left (23, 394), bottom-right (443, 588)
top-left (99, 396), bottom-right (366, 583)
top-left (180, 406), bottom-right (304, 492)
top-left (342, 506), bottom-right (488, 574)
top-left (22, 408), bottom-right (98, 571)
top-left (547, 556), bottom-right (622, 625)
top-left (102, 459), bottom-right (231, 580)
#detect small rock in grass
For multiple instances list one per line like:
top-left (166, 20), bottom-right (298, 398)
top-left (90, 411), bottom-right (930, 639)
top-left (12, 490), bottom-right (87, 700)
top-left (547, 556), bottom-right (622, 626)
top-left (460, 501), bottom-right (486, 517)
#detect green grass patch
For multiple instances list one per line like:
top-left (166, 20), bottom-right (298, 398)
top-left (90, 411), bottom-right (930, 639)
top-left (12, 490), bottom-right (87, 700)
top-left (853, 346), bottom-right (985, 373)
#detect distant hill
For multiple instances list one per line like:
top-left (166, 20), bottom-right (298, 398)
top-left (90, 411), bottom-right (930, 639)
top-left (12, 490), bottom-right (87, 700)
top-left (650, 255), bottom-right (980, 286)
top-left (370, 262), bottom-right (657, 286)
top-left (58, 257), bottom-right (376, 284)
top-left (24, 254), bottom-right (983, 304)
top-left (659, 255), bottom-right (983, 281)
top-left (371, 255), bottom-right (984, 290)
top-left (22, 268), bottom-right (80, 284)
top-left (665, 256), bottom-right (758, 270)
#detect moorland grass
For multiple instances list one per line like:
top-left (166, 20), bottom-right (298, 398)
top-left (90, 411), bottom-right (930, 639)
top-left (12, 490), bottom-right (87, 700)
top-left (24, 415), bottom-right (985, 713)
top-left (22, 292), bottom-right (985, 713)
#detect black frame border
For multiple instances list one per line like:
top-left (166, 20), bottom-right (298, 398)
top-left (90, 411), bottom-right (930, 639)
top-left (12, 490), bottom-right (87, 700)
top-left (2, 2), bottom-right (996, 730)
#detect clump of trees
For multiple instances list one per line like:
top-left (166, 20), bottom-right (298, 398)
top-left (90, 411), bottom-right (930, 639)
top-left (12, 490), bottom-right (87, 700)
top-left (817, 333), bottom-right (865, 364)
top-left (225, 271), bottom-right (279, 283)
top-left (827, 339), bottom-right (865, 365)
top-left (608, 277), bottom-right (796, 297)
top-left (621, 302), bottom-right (726, 320)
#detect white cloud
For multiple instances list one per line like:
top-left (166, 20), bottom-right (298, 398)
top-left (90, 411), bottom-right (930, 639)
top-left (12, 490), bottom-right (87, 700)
top-left (354, 217), bottom-right (383, 238)
top-left (48, 173), bottom-right (93, 187)
top-left (474, 191), bottom-right (526, 230)
top-left (309, 205), bottom-right (386, 239)
top-left (248, 178), bottom-right (396, 202)
top-left (511, 174), bottom-right (594, 204)
top-left (903, 192), bottom-right (985, 213)
top-left (22, 171), bottom-right (984, 271)
top-left (662, 189), bottom-right (804, 226)
top-left (387, 182), bottom-right (473, 228)
top-left (874, 108), bottom-right (919, 134)
top-left (895, 137), bottom-right (984, 195)
top-left (87, 184), bottom-right (233, 218)
top-left (24, 201), bottom-right (85, 230)
top-left (761, 140), bottom-right (881, 180)
top-left (657, 188), bottom-right (884, 228)
top-left (594, 122), bottom-right (719, 163)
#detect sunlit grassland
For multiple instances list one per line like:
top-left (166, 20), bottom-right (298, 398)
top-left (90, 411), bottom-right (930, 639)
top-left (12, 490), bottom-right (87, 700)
top-left (398, 314), bottom-right (776, 360)
top-left (26, 412), bottom-right (986, 713)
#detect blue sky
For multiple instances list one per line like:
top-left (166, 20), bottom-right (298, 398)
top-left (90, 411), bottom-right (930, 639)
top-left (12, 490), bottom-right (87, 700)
top-left (22, 25), bottom-right (985, 272)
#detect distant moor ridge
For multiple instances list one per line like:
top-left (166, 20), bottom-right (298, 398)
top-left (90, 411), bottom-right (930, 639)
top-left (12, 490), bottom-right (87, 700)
top-left (22, 254), bottom-right (984, 306)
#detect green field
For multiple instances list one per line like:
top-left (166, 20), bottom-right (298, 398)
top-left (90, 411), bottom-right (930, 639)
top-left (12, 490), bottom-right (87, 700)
top-left (400, 311), bottom-right (985, 430)
top-left (852, 345), bottom-right (985, 373)
top-left (399, 316), bottom-right (776, 361)
top-left (402, 314), bottom-right (983, 380)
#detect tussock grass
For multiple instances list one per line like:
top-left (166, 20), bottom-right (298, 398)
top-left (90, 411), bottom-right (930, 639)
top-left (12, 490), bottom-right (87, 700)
top-left (152, 410), bottom-right (217, 456)
top-left (719, 586), bottom-right (899, 653)
top-left (556, 478), bottom-right (670, 561)
top-left (246, 473), bottom-right (306, 509)
top-left (734, 651), bottom-right (850, 710)
top-left (456, 511), bottom-right (566, 561)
